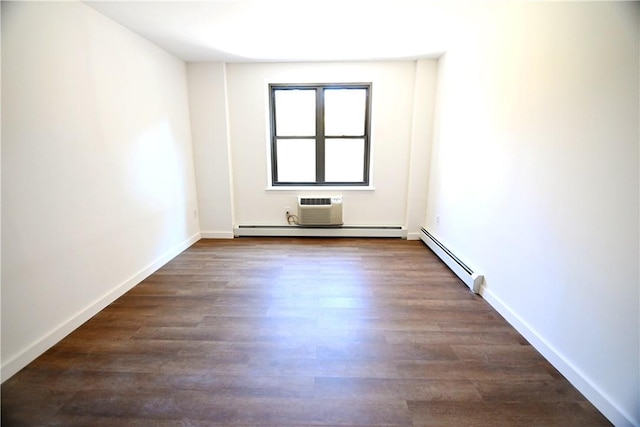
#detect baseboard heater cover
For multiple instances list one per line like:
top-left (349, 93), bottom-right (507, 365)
top-left (234, 225), bottom-right (406, 239)
top-left (419, 227), bottom-right (483, 294)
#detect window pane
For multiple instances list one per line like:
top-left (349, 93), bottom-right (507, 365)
top-left (274, 90), bottom-right (316, 136)
top-left (325, 138), bottom-right (365, 182)
top-left (324, 89), bottom-right (366, 136)
top-left (276, 139), bottom-right (316, 182)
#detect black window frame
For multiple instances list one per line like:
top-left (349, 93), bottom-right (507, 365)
top-left (269, 82), bottom-right (372, 186)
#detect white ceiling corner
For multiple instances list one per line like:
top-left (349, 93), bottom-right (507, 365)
top-left (82, 0), bottom-right (463, 62)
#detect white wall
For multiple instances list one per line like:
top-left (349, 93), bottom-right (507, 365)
top-left (1, 1), bottom-right (200, 380)
top-left (223, 61), bottom-right (431, 228)
top-left (426, 3), bottom-right (639, 425)
top-left (187, 63), bottom-right (234, 238)
top-left (405, 59), bottom-right (438, 239)
top-left (3, 2), bottom-right (636, 423)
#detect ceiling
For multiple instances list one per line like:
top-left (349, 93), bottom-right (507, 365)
top-left (83, 1), bottom-right (473, 62)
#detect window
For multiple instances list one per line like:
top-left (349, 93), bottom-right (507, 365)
top-left (269, 83), bottom-right (372, 186)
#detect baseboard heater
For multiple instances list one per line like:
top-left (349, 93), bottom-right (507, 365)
top-left (419, 227), bottom-right (483, 294)
top-left (234, 225), bottom-right (406, 239)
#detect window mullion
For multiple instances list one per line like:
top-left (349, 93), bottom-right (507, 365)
top-left (363, 87), bottom-right (371, 183)
top-left (316, 87), bottom-right (325, 183)
top-left (270, 88), bottom-right (278, 184)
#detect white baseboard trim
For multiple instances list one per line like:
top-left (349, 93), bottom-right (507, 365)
top-left (234, 225), bottom-right (407, 238)
top-left (406, 232), bottom-right (421, 241)
top-left (479, 285), bottom-right (637, 427)
top-left (200, 231), bottom-right (234, 239)
top-left (420, 228), bottom-right (483, 294)
top-left (1, 232), bottom-right (201, 383)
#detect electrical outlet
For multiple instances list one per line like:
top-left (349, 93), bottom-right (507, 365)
top-left (285, 206), bottom-right (291, 214)
top-left (436, 215), bottom-right (440, 226)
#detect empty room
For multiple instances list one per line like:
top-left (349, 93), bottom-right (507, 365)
top-left (2, 1), bottom-right (639, 426)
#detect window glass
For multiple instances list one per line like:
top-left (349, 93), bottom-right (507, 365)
top-left (325, 138), bottom-right (365, 182)
top-left (324, 89), bottom-right (366, 136)
top-left (274, 90), bottom-right (316, 136)
top-left (275, 138), bottom-right (316, 182)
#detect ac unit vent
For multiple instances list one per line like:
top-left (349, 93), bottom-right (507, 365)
top-left (298, 196), bottom-right (343, 226)
top-left (300, 197), bottom-right (332, 206)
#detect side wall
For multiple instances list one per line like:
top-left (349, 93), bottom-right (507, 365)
top-left (187, 63), bottom-right (235, 238)
top-left (1, 1), bottom-right (200, 380)
top-left (405, 59), bottom-right (438, 239)
top-left (426, 3), bottom-right (639, 425)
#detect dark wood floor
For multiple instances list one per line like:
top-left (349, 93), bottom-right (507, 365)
top-left (2, 238), bottom-right (611, 426)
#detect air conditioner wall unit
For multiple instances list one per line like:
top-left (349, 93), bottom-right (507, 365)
top-left (298, 196), bottom-right (343, 226)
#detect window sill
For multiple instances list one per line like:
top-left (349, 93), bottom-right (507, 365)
top-left (266, 185), bottom-right (375, 191)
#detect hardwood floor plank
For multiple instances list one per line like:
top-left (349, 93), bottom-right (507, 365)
top-left (471, 379), bottom-right (588, 402)
top-left (314, 378), bottom-right (482, 401)
top-left (407, 400), bottom-right (611, 426)
top-left (1, 238), bottom-right (610, 426)
top-left (396, 359), bottom-right (561, 382)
